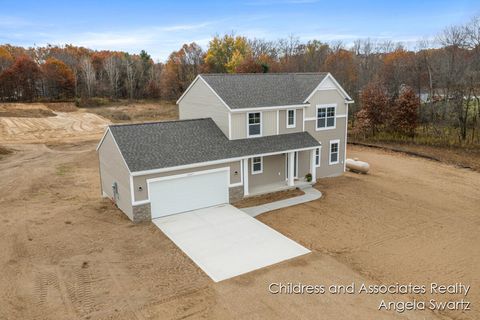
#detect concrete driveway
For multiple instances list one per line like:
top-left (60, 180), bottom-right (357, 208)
top-left (152, 204), bottom-right (310, 282)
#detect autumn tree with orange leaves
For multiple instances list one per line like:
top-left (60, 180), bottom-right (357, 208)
top-left (356, 82), bottom-right (389, 136)
top-left (324, 49), bottom-right (358, 97)
top-left (161, 43), bottom-right (204, 100)
top-left (41, 58), bottom-right (75, 99)
top-left (0, 55), bottom-right (42, 101)
top-left (391, 86), bottom-right (420, 137)
top-left (0, 15), bottom-right (479, 144)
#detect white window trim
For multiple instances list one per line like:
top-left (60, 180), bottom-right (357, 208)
top-left (329, 139), bottom-right (340, 165)
top-left (251, 156), bottom-right (263, 174)
top-left (315, 147), bottom-right (321, 167)
top-left (316, 104), bottom-right (337, 131)
top-left (247, 111), bottom-right (262, 138)
top-left (286, 109), bottom-right (296, 128)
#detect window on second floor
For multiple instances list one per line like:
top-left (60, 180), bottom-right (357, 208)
top-left (287, 109), bottom-right (296, 128)
top-left (248, 112), bottom-right (262, 137)
top-left (316, 105), bottom-right (336, 130)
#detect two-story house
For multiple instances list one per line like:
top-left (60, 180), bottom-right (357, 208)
top-left (97, 73), bottom-right (353, 222)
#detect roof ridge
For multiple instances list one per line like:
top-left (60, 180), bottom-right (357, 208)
top-left (201, 72), bottom-right (328, 76)
top-left (109, 118), bottom-right (212, 128)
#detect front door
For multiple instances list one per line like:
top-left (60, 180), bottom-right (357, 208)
top-left (285, 152), bottom-right (298, 179)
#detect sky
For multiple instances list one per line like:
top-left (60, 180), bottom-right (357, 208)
top-left (0, 0), bottom-right (478, 61)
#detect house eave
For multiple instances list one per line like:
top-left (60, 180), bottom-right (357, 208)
top-left (230, 104), bottom-right (309, 112)
top-left (130, 144), bottom-right (320, 177)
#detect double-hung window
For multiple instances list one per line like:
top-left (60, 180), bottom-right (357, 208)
top-left (248, 112), bottom-right (262, 137)
top-left (316, 105), bottom-right (336, 130)
top-left (315, 148), bottom-right (321, 167)
top-left (252, 157), bottom-right (263, 174)
top-left (329, 140), bottom-right (340, 165)
top-left (286, 109), bottom-right (296, 128)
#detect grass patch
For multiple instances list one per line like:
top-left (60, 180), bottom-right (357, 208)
top-left (83, 100), bottom-right (178, 123)
top-left (74, 97), bottom-right (112, 108)
top-left (349, 125), bottom-right (480, 148)
top-left (56, 164), bottom-right (71, 176)
top-left (0, 108), bottom-right (56, 118)
top-left (90, 109), bottom-right (131, 122)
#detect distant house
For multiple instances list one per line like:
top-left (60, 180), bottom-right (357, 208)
top-left (97, 73), bottom-right (353, 222)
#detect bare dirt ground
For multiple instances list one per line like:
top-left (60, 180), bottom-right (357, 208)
top-left (350, 140), bottom-right (480, 172)
top-left (0, 103), bottom-right (110, 144)
top-left (0, 105), bottom-right (479, 319)
top-left (233, 188), bottom-right (305, 208)
top-left (0, 101), bottom-right (177, 144)
top-left (84, 101), bottom-right (178, 123)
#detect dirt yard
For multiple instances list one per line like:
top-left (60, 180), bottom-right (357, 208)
top-left (84, 101), bottom-right (178, 123)
top-left (0, 105), bottom-right (479, 319)
top-left (350, 140), bottom-right (480, 172)
top-left (0, 103), bottom-right (110, 144)
top-left (233, 188), bottom-right (305, 208)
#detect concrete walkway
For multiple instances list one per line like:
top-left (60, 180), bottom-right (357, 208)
top-left (153, 204), bottom-right (309, 282)
top-left (241, 187), bottom-right (322, 217)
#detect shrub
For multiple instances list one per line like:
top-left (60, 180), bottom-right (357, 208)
top-left (75, 97), bottom-right (110, 108)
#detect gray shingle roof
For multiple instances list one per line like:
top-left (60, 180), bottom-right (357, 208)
top-left (200, 73), bottom-right (328, 109)
top-left (108, 118), bottom-right (320, 173)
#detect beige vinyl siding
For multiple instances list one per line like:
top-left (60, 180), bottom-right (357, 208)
top-left (262, 110), bottom-right (276, 136)
top-left (305, 89), bottom-right (347, 118)
top-left (231, 112), bottom-right (246, 139)
top-left (305, 119), bottom-right (346, 177)
top-left (230, 110), bottom-right (277, 139)
top-left (132, 161), bottom-right (242, 202)
top-left (248, 154), bottom-right (285, 187)
top-left (279, 108), bottom-right (303, 134)
top-left (179, 78), bottom-right (230, 137)
top-left (305, 89), bottom-right (347, 178)
top-left (98, 131), bottom-right (133, 219)
top-left (297, 150), bottom-right (311, 178)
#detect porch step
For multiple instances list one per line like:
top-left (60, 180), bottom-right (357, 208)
top-left (295, 181), bottom-right (314, 190)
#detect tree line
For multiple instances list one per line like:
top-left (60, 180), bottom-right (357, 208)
top-left (0, 15), bottom-right (479, 143)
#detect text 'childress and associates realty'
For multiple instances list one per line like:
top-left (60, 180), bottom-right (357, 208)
top-left (268, 282), bottom-right (471, 313)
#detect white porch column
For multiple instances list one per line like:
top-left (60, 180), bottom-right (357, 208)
top-left (310, 149), bottom-right (317, 183)
top-left (288, 152), bottom-right (295, 187)
top-left (243, 158), bottom-right (249, 196)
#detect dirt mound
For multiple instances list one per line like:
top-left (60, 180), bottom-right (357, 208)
top-left (85, 102), bottom-right (178, 123)
top-left (0, 145), bottom-right (11, 154)
top-left (0, 111), bottom-right (110, 143)
top-left (0, 145), bottom-right (12, 159)
top-left (44, 102), bottom-right (78, 112)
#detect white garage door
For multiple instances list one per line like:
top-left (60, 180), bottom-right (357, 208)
top-left (149, 168), bottom-right (229, 219)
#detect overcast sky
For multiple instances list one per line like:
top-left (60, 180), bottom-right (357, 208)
top-left (0, 0), bottom-right (478, 61)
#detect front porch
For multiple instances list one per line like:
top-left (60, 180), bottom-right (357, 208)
top-left (249, 180), bottom-right (313, 197)
top-left (242, 149), bottom-right (318, 197)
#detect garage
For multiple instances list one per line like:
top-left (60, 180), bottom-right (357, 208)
top-left (148, 167), bottom-right (229, 219)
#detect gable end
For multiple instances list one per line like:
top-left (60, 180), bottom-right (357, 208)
top-left (303, 73), bottom-right (352, 103)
